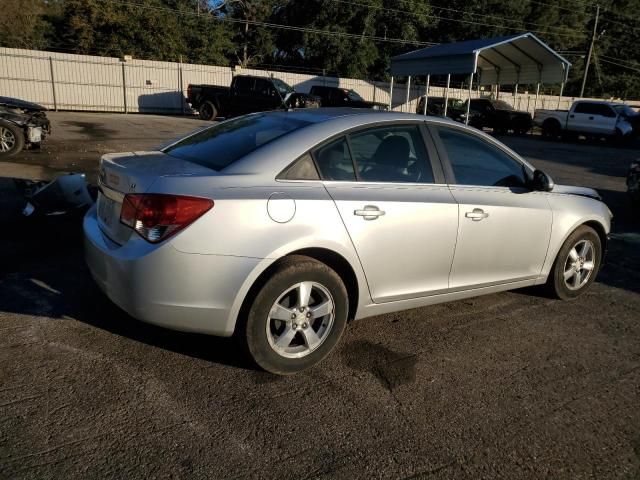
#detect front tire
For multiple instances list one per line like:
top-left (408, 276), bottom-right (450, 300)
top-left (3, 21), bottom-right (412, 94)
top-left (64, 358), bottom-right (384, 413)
top-left (0, 121), bottom-right (24, 157)
top-left (547, 225), bottom-right (601, 300)
top-left (242, 255), bottom-right (348, 375)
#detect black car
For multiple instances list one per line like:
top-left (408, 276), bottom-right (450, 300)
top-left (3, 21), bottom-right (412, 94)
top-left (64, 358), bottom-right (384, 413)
top-left (0, 97), bottom-right (51, 157)
top-left (468, 98), bottom-right (532, 135)
top-left (187, 75), bottom-right (320, 120)
top-left (309, 86), bottom-right (387, 110)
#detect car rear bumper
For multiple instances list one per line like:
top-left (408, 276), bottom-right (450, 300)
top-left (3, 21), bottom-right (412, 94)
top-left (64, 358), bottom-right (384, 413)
top-left (83, 205), bottom-right (260, 337)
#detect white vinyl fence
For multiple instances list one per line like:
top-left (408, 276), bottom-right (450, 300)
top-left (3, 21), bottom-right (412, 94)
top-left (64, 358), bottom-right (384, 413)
top-left (1, 47), bottom-right (633, 116)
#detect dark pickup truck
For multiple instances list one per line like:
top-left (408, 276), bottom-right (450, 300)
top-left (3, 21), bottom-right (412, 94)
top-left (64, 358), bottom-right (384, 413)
top-left (187, 75), bottom-right (320, 120)
top-left (468, 98), bottom-right (532, 135)
top-left (309, 86), bottom-right (387, 110)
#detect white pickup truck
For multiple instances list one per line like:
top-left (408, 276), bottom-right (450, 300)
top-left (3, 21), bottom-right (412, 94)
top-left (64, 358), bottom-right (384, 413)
top-left (534, 100), bottom-right (637, 140)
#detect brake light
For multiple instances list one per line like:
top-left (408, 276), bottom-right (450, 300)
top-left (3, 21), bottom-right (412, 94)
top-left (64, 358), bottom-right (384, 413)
top-left (120, 193), bottom-right (213, 243)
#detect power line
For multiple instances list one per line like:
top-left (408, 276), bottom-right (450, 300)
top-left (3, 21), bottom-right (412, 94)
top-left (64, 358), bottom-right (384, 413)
top-left (599, 58), bottom-right (640, 73)
top-left (329, 0), bottom-right (587, 38)
top-left (99, 0), bottom-right (436, 46)
top-left (526, 0), bottom-right (593, 14)
top-left (341, 0), bottom-right (587, 34)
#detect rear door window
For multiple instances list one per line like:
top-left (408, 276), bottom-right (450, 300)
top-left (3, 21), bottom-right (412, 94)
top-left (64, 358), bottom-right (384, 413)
top-left (233, 77), bottom-right (253, 93)
top-left (164, 114), bottom-right (311, 171)
top-left (574, 103), bottom-right (599, 115)
top-left (349, 125), bottom-right (434, 183)
top-left (314, 137), bottom-right (356, 181)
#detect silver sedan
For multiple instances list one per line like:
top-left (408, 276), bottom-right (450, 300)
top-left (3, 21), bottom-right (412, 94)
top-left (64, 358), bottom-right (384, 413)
top-left (84, 108), bottom-right (612, 374)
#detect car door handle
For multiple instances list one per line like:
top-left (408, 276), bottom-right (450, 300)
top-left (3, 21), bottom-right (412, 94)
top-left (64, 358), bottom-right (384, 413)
top-left (465, 208), bottom-right (489, 221)
top-left (589, 116), bottom-right (594, 120)
top-left (569, 114), bottom-right (575, 118)
top-left (354, 205), bottom-right (385, 220)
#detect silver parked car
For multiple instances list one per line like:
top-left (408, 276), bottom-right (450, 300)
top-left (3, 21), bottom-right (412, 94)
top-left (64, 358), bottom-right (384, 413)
top-left (84, 109), bottom-right (612, 374)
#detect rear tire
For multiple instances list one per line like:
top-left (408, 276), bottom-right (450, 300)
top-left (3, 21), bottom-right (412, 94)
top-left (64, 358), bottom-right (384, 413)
top-left (198, 101), bottom-right (217, 121)
top-left (546, 225), bottom-right (601, 300)
top-left (241, 255), bottom-right (348, 375)
top-left (0, 121), bottom-right (24, 157)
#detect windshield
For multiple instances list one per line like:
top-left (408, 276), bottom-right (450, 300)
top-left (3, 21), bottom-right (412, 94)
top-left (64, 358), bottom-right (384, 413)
top-left (272, 78), bottom-right (294, 96)
top-left (491, 100), bottom-right (514, 110)
top-left (613, 104), bottom-right (638, 117)
top-left (164, 114), bottom-right (311, 170)
top-left (346, 89), bottom-right (364, 101)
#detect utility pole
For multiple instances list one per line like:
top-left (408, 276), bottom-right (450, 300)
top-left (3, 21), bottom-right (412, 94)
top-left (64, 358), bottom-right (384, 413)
top-left (580, 4), bottom-right (600, 98)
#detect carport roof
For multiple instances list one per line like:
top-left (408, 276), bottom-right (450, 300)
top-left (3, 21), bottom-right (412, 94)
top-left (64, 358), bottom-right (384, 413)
top-left (391, 33), bottom-right (571, 85)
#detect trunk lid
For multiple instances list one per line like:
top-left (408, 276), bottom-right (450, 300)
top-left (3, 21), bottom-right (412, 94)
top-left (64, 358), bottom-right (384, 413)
top-left (96, 151), bottom-right (214, 244)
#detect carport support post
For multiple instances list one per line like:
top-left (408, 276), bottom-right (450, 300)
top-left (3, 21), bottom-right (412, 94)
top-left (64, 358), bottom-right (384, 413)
top-left (405, 76), bottom-right (411, 113)
top-left (534, 83), bottom-right (540, 112)
top-left (443, 74), bottom-right (451, 116)
top-left (48, 57), bottom-right (58, 112)
top-left (121, 61), bottom-right (128, 114)
top-left (389, 76), bottom-right (394, 111)
top-left (178, 57), bottom-right (185, 115)
top-left (557, 82), bottom-right (565, 109)
top-left (422, 75), bottom-right (430, 115)
top-left (465, 74), bottom-right (473, 125)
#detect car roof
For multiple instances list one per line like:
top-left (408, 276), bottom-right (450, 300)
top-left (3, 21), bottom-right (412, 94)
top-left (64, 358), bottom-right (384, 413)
top-left (247, 107), bottom-right (465, 126)
top-left (223, 108), bottom-right (473, 178)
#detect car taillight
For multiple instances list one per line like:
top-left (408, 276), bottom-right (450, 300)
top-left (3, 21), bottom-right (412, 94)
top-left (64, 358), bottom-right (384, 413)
top-left (120, 193), bottom-right (213, 243)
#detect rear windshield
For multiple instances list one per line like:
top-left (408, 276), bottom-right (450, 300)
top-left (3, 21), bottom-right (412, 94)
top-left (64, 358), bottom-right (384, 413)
top-left (163, 114), bottom-right (311, 170)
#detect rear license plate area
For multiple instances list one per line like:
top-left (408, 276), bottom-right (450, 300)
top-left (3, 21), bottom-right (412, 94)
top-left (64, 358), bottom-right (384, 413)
top-left (97, 193), bottom-right (116, 227)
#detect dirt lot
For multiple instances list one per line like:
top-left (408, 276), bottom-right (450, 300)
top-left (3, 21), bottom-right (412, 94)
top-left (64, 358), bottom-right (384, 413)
top-left (1, 112), bottom-right (639, 479)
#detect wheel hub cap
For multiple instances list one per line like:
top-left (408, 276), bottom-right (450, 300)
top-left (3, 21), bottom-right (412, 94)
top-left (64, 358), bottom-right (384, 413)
top-left (563, 240), bottom-right (595, 291)
top-left (266, 281), bottom-right (335, 359)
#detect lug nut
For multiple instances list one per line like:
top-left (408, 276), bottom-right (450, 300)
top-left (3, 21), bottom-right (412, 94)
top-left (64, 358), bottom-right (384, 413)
top-left (302, 323), bottom-right (308, 328)
top-left (306, 312), bottom-right (311, 318)
top-left (291, 313), bottom-right (296, 319)
top-left (292, 323), bottom-right (298, 329)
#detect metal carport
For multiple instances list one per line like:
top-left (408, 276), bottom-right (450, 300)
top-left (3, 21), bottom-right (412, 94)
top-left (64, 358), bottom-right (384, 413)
top-left (390, 33), bottom-right (572, 123)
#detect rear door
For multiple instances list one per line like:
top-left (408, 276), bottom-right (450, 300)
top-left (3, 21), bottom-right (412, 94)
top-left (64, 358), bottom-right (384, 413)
top-left (253, 78), bottom-right (281, 112)
top-left (430, 124), bottom-right (552, 290)
top-left (230, 76), bottom-right (255, 115)
top-left (315, 122), bottom-right (459, 302)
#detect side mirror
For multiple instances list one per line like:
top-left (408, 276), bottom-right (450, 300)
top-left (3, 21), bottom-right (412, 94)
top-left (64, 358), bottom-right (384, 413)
top-left (532, 169), bottom-right (554, 192)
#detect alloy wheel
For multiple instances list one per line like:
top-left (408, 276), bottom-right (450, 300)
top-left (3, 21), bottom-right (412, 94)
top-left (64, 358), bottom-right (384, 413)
top-left (0, 127), bottom-right (16, 152)
top-left (266, 281), bottom-right (335, 359)
top-left (563, 239), bottom-right (595, 291)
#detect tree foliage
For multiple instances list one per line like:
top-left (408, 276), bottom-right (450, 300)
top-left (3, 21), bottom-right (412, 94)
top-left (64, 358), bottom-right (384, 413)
top-left (1, 0), bottom-right (638, 98)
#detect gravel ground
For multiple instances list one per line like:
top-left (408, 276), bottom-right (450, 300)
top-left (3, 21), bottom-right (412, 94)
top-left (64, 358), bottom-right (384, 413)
top-left (0, 112), bottom-right (639, 479)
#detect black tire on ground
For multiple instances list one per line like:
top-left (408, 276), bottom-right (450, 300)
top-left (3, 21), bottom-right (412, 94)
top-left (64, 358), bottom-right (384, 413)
top-left (241, 255), bottom-right (349, 375)
top-left (198, 101), bottom-right (217, 121)
top-left (542, 119), bottom-right (562, 139)
top-left (0, 121), bottom-right (25, 157)
top-left (546, 225), bottom-right (602, 300)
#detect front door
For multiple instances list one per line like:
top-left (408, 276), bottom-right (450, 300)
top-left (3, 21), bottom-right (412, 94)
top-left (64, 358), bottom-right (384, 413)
top-left (432, 125), bottom-right (552, 290)
top-left (313, 123), bottom-right (458, 303)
